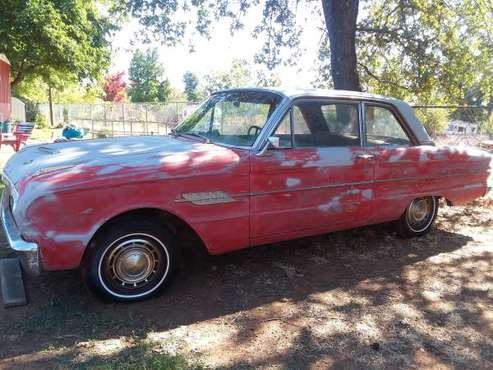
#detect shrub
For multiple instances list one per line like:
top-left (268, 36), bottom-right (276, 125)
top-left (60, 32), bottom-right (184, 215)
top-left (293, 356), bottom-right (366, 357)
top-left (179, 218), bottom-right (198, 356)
top-left (24, 100), bottom-right (39, 122)
top-left (35, 113), bottom-right (48, 129)
top-left (480, 114), bottom-right (493, 135)
top-left (415, 108), bottom-right (449, 137)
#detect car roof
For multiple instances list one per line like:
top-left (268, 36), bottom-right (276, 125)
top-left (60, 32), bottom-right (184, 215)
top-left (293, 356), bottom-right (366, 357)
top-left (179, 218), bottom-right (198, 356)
top-left (214, 87), bottom-right (403, 104)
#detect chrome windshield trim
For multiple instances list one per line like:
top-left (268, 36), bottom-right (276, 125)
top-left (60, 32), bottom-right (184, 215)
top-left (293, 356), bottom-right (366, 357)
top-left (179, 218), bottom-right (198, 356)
top-left (212, 87), bottom-right (288, 100)
top-left (1, 190), bottom-right (40, 275)
top-left (175, 89), bottom-right (286, 151)
top-left (252, 96), bottom-right (292, 151)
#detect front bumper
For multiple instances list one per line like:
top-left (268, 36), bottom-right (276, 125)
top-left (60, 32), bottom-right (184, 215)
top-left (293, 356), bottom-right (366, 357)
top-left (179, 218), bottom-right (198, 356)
top-left (1, 190), bottom-right (40, 275)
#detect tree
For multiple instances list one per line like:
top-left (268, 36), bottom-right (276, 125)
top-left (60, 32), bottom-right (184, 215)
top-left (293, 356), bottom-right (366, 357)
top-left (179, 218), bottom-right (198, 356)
top-left (352, 0), bottom-right (493, 105)
top-left (202, 59), bottom-right (251, 95)
top-left (183, 71), bottom-right (200, 102)
top-left (321, 1), bottom-right (361, 91)
top-left (13, 75), bottom-right (103, 104)
top-left (122, 0), bottom-right (493, 104)
top-left (0, 0), bottom-right (113, 89)
top-left (103, 72), bottom-right (127, 102)
top-left (128, 49), bottom-right (171, 102)
top-left (256, 70), bottom-right (282, 88)
top-left (121, 0), bottom-right (362, 91)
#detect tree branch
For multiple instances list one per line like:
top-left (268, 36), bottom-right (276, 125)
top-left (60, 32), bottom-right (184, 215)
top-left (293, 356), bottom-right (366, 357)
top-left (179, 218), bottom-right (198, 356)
top-left (11, 66), bottom-right (26, 89)
top-left (356, 26), bottom-right (398, 35)
top-left (358, 62), bottom-right (411, 91)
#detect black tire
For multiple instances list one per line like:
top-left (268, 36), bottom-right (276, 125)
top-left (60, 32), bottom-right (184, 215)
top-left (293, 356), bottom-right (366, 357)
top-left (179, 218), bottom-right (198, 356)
top-left (395, 196), bottom-right (439, 238)
top-left (82, 220), bottom-right (178, 302)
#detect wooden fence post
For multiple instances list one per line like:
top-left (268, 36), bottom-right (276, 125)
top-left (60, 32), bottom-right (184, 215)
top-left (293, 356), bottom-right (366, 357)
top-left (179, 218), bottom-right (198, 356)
top-left (145, 104), bottom-right (148, 135)
top-left (90, 105), bottom-right (94, 139)
top-left (122, 103), bottom-right (126, 136)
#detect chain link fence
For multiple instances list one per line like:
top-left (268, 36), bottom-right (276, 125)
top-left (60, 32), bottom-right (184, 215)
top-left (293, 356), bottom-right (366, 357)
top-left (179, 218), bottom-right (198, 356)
top-left (38, 102), bottom-right (198, 138)
top-left (412, 105), bottom-right (492, 149)
top-left (34, 102), bottom-right (493, 150)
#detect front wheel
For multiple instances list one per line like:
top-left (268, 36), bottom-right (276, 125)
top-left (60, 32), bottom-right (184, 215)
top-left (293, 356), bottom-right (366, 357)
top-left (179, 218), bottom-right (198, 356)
top-left (82, 220), bottom-right (178, 302)
top-left (395, 196), bottom-right (439, 238)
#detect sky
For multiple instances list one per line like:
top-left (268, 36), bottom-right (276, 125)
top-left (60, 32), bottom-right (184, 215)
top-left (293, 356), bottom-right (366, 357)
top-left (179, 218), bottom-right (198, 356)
top-left (110, 4), bottom-right (324, 92)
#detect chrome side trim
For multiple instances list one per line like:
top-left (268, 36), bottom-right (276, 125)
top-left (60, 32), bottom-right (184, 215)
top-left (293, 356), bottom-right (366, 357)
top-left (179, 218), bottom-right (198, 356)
top-left (176, 191), bottom-right (239, 205)
top-left (176, 170), bottom-right (484, 204)
top-left (1, 191), bottom-right (40, 275)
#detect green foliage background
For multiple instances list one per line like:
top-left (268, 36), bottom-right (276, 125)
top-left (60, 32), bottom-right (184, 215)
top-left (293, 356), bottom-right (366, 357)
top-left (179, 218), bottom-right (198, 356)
top-left (0, 0), bottom-right (113, 88)
top-left (128, 49), bottom-right (171, 103)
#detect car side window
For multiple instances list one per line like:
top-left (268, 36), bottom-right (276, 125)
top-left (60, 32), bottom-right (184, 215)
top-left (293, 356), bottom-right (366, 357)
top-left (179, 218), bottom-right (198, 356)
top-left (272, 113), bottom-right (292, 148)
top-left (365, 106), bottom-right (412, 146)
top-left (292, 106), bottom-right (311, 135)
top-left (273, 101), bottom-right (360, 148)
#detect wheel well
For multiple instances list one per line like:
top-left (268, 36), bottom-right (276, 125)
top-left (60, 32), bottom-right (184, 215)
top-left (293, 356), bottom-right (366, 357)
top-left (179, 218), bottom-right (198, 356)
top-left (86, 208), bottom-right (208, 257)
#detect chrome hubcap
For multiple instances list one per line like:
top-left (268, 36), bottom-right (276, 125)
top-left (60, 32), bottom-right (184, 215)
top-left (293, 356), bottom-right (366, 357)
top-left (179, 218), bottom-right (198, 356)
top-left (406, 197), bottom-right (434, 232)
top-left (108, 239), bottom-right (159, 287)
top-left (409, 199), bottom-right (428, 222)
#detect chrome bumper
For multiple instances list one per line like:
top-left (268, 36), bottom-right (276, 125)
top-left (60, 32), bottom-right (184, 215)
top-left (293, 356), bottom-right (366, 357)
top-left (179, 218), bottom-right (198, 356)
top-left (1, 190), bottom-right (40, 275)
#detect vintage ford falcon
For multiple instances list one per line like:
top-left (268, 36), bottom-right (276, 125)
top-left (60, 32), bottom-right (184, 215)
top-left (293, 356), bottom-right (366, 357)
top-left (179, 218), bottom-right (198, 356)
top-left (1, 88), bottom-right (491, 302)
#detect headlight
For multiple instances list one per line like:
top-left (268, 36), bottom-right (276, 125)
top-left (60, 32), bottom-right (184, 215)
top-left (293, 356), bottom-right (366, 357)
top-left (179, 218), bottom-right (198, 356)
top-left (2, 173), bottom-right (18, 212)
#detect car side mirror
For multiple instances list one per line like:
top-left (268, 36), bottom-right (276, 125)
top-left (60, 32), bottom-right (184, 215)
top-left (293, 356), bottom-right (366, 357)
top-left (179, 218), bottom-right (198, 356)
top-left (256, 136), bottom-right (280, 156)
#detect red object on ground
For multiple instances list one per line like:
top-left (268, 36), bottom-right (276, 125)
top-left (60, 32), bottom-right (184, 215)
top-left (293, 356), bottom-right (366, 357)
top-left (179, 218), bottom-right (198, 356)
top-left (0, 123), bottom-right (34, 152)
top-left (0, 54), bottom-right (11, 121)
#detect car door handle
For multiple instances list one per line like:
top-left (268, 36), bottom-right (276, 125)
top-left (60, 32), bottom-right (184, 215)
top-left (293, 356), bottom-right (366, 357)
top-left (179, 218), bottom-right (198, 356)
top-left (356, 154), bottom-right (375, 160)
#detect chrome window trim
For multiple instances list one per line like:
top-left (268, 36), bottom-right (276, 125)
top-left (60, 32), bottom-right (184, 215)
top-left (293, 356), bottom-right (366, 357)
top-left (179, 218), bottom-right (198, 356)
top-left (252, 96), bottom-right (292, 151)
top-left (256, 97), bottom-right (363, 152)
top-left (359, 101), bottom-right (367, 147)
top-left (361, 100), bottom-right (417, 147)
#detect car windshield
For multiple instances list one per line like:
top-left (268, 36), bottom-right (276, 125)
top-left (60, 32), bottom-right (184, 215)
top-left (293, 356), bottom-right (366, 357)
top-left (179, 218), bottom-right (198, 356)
top-left (174, 91), bottom-right (282, 147)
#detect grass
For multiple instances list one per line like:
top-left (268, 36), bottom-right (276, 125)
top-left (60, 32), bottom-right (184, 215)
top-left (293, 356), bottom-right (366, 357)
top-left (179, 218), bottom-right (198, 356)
top-left (30, 127), bottom-right (55, 143)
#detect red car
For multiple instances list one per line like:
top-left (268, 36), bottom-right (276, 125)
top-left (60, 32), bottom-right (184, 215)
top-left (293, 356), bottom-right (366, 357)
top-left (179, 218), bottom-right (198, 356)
top-left (2, 88), bottom-right (491, 302)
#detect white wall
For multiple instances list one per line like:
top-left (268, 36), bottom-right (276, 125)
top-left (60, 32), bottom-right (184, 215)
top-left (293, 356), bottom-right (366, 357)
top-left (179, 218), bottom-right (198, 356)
top-left (11, 97), bottom-right (26, 122)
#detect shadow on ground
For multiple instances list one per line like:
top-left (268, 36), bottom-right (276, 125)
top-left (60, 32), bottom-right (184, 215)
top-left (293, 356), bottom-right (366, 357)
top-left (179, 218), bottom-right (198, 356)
top-left (1, 211), bottom-right (492, 369)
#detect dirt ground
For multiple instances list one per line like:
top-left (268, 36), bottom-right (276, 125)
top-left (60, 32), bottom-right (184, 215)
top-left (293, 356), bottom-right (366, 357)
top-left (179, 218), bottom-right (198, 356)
top-left (0, 140), bottom-right (492, 369)
top-left (0, 192), bottom-right (492, 369)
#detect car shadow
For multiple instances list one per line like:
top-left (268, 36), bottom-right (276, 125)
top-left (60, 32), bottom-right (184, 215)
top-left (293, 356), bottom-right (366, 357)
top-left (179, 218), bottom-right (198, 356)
top-left (1, 225), bottom-right (486, 368)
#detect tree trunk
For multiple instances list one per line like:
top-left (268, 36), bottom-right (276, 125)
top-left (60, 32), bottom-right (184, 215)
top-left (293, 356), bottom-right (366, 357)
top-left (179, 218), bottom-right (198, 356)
top-left (10, 69), bottom-right (25, 89)
top-left (321, 0), bottom-right (362, 91)
top-left (48, 86), bottom-right (54, 128)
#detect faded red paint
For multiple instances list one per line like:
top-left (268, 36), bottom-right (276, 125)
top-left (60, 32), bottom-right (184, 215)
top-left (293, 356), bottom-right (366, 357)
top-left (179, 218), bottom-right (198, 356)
top-left (2, 92), bottom-right (492, 273)
top-left (0, 55), bottom-right (11, 121)
top-left (7, 137), bottom-right (489, 272)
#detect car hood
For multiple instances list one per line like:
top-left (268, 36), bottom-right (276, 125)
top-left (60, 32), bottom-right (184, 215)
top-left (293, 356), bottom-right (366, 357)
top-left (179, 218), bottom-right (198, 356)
top-left (3, 135), bottom-right (243, 190)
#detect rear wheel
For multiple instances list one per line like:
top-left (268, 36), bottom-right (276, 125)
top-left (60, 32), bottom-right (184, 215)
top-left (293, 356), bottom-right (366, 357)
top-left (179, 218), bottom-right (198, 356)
top-left (82, 220), bottom-right (178, 302)
top-left (395, 196), bottom-right (438, 238)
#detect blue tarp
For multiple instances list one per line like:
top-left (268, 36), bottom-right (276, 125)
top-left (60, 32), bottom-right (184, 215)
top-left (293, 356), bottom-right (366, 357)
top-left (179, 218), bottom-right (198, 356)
top-left (62, 125), bottom-right (86, 139)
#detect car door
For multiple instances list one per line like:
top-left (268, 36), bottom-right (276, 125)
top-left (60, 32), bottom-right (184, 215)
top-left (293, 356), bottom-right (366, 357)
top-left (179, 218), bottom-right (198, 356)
top-left (250, 99), bottom-right (376, 245)
top-left (363, 103), bottom-right (433, 224)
